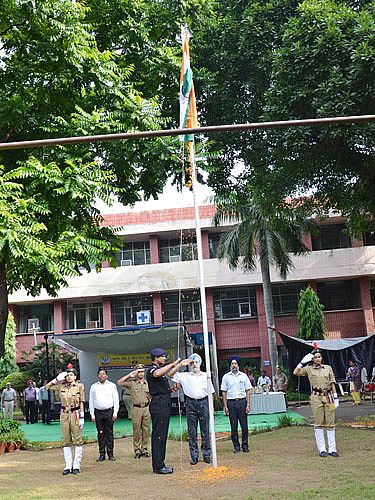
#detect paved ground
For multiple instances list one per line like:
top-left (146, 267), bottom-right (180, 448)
top-left (290, 398), bottom-right (375, 423)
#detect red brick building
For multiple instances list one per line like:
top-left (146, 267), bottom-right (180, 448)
top-left (10, 205), bottom-right (375, 372)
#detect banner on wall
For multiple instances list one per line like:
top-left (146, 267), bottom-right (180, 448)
top-left (97, 349), bottom-right (174, 370)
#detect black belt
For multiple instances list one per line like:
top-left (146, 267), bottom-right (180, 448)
top-left (61, 405), bottom-right (80, 411)
top-left (186, 395), bottom-right (208, 402)
top-left (133, 403), bottom-right (149, 408)
top-left (4, 400), bottom-right (14, 402)
top-left (95, 407), bottom-right (113, 412)
top-left (228, 398), bottom-right (246, 402)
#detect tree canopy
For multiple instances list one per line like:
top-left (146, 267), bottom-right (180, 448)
top-left (297, 287), bottom-right (326, 340)
top-left (0, 0), bottom-right (215, 354)
top-left (195, 0), bottom-right (374, 229)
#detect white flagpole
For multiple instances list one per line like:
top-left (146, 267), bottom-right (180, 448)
top-left (188, 140), bottom-right (218, 468)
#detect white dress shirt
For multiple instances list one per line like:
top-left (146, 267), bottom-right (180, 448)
top-left (221, 371), bottom-right (251, 399)
top-left (173, 371), bottom-right (214, 399)
top-left (257, 375), bottom-right (272, 387)
top-left (89, 380), bottom-right (119, 418)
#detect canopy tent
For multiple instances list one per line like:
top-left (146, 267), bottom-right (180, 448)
top-left (51, 323), bottom-right (193, 391)
top-left (279, 332), bottom-right (375, 393)
top-left (52, 323), bottom-right (191, 354)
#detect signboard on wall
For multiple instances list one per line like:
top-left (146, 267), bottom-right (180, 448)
top-left (97, 349), bottom-right (174, 370)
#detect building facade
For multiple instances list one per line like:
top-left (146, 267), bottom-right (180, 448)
top-left (10, 205), bottom-right (375, 372)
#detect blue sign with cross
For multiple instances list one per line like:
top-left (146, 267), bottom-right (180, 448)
top-left (137, 310), bottom-right (151, 325)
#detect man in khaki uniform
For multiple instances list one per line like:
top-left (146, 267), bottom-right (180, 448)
top-left (117, 364), bottom-right (151, 458)
top-left (46, 367), bottom-right (85, 474)
top-left (294, 348), bottom-right (339, 457)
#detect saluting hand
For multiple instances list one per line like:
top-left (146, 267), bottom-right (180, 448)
top-left (180, 359), bottom-right (193, 367)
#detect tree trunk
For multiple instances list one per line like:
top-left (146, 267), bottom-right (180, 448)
top-left (0, 260), bottom-right (8, 357)
top-left (259, 255), bottom-right (278, 378)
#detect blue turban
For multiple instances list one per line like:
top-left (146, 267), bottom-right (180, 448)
top-left (189, 353), bottom-right (202, 365)
top-left (228, 355), bottom-right (241, 367)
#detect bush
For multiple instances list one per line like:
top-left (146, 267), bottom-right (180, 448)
top-left (0, 418), bottom-right (26, 446)
top-left (277, 415), bottom-right (295, 428)
top-left (0, 371), bottom-right (32, 394)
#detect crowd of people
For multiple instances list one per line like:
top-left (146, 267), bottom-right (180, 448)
top-left (1, 352), bottom-right (375, 475)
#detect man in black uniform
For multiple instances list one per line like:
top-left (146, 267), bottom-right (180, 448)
top-left (146, 348), bottom-right (189, 474)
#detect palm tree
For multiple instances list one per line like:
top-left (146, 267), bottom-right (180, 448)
top-left (213, 192), bottom-right (314, 377)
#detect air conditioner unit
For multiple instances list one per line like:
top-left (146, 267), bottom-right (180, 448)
top-left (86, 320), bottom-right (99, 329)
top-left (121, 259), bottom-right (133, 266)
top-left (169, 255), bottom-right (181, 263)
top-left (27, 318), bottom-right (40, 331)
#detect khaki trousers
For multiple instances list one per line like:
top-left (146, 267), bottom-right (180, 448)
top-left (3, 401), bottom-right (14, 418)
top-left (60, 412), bottom-right (83, 446)
top-left (132, 406), bottom-right (150, 452)
top-left (311, 395), bottom-right (335, 429)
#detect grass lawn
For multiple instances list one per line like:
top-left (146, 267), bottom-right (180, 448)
top-left (0, 426), bottom-right (373, 499)
top-left (0, 427), bottom-right (375, 500)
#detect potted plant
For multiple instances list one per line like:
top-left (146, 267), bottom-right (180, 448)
top-left (0, 418), bottom-right (26, 453)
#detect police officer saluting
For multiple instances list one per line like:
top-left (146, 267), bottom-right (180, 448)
top-left (46, 365), bottom-right (85, 475)
top-left (146, 348), bottom-right (190, 474)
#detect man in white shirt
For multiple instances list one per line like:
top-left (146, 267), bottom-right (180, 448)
top-left (1, 383), bottom-right (17, 418)
top-left (257, 370), bottom-right (272, 391)
top-left (221, 356), bottom-right (251, 453)
top-left (172, 353), bottom-right (215, 465)
top-left (89, 368), bottom-right (119, 462)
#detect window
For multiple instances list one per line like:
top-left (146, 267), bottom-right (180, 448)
top-left (115, 240), bottom-right (150, 266)
top-left (213, 287), bottom-right (257, 319)
top-left (363, 232), bottom-right (375, 246)
top-left (370, 280), bottom-right (375, 307)
top-left (311, 224), bottom-right (351, 250)
top-left (67, 302), bottom-right (103, 330)
top-left (317, 280), bottom-right (361, 311)
top-left (112, 295), bottom-right (153, 327)
top-left (272, 282), bottom-right (308, 315)
top-left (159, 236), bottom-right (197, 263)
top-left (18, 304), bottom-right (53, 333)
top-left (161, 291), bottom-right (201, 322)
top-left (209, 233), bottom-right (222, 258)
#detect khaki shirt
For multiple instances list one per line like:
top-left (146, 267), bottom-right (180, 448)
top-left (122, 379), bottom-right (150, 406)
top-left (299, 365), bottom-right (336, 390)
top-left (49, 381), bottom-right (85, 408)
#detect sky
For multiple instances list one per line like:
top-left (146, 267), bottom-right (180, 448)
top-left (96, 177), bottom-right (215, 214)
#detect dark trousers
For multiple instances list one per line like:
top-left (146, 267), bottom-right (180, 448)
top-left (149, 394), bottom-right (171, 471)
top-left (95, 407), bottom-right (115, 456)
top-left (25, 400), bottom-right (37, 424)
top-left (40, 400), bottom-right (50, 424)
top-left (227, 399), bottom-right (248, 451)
top-left (186, 397), bottom-right (210, 461)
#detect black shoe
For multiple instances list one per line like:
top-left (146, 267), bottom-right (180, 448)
top-left (242, 448), bottom-right (249, 453)
top-left (319, 451), bottom-right (328, 457)
top-left (96, 455), bottom-right (105, 462)
top-left (190, 459), bottom-right (198, 465)
top-left (108, 455), bottom-right (116, 461)
top-left (153, 467), bottom-right (173, 474)
top-left (142, 450), bottom-right (150, 458)
top-left (203, 457), bottom-right (211, 464)
top-left (233, 448), bottom-right (240, 453)
top-left (134, 451), bottom-right (142, 459)
top-left (72, 469), bottom-right (80, 474)
top-left (328, 452), bottom-right (339, 457)
top-left (62, 469), bottom-right (71, 476)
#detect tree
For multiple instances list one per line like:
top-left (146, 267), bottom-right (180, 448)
top-left (213, 190), bottom-right (314, 376)
top-left (194, 1), bottom-right (374, 231)
top-left (0, 312), bottom-right (18, 379)
top-left (297, 287), bottom-right (326, 340)
top-left (0, 0), bottom-right (197, 354)
top-left (20, 342), bottom-right (75, 384)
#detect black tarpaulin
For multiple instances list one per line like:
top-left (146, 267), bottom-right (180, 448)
top-left (279, 332), bottom-right (375, 393)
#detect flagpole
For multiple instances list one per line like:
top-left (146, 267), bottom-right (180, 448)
top-left (188, 140), bottom-right (218, 469)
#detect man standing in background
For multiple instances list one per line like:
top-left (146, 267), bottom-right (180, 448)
top-left (24, 380), bottom-right (37, 424)
top-left (117, 364), bottom-right (151, 459)
top-left (1, 382), bottom-right (17, 419)
top-left (89, 368), bottom-right (119, 462)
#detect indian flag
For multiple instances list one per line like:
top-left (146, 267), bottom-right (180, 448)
top-left (179, 26), bottom-right (198, 142)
